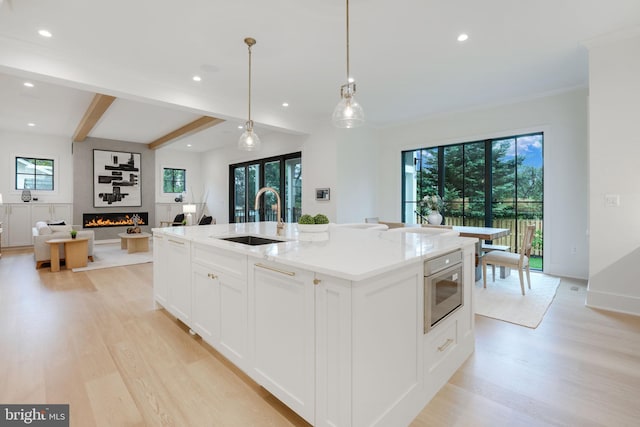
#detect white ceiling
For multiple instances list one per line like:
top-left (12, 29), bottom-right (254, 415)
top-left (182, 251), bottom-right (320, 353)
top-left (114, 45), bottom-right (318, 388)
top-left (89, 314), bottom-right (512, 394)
top-left (0, 0), bottom-right (639, 152)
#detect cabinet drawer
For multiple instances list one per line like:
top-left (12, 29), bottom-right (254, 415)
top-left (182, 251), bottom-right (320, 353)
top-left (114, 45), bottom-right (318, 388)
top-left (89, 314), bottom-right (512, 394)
top-left (424, 319), bottom-right (458, 373)
top-left (193, 243), bottom-right (247, 279)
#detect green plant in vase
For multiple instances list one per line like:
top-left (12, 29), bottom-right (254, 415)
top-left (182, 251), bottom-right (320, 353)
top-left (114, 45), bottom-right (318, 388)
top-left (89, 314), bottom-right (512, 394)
top-left (70, 230), bottom-right (77, 239)
top-left (298, 214), bottom-right (315, 224)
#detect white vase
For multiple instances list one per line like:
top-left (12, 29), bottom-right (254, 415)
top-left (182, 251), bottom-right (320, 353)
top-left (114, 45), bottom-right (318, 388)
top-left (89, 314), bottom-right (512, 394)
top-left (427, 211), bottom-right (443, 225)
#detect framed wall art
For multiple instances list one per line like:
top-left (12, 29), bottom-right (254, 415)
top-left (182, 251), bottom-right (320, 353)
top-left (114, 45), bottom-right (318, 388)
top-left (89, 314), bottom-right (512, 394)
top-left (93, 149), bottom-right (142, 207)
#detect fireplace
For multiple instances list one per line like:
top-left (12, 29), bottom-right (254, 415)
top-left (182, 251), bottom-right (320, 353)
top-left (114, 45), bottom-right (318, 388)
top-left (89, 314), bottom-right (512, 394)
top-left (83, 212), bottom-right (148, 228)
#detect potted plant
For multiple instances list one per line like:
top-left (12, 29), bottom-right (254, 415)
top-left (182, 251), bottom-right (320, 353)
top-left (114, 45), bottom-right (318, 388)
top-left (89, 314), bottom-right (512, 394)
top-left (297, 213), bottom-right (330, 232)
top-left (70, 230), bottom-right (77, 239)
top-left (420, 194), bottom-right (444, 225)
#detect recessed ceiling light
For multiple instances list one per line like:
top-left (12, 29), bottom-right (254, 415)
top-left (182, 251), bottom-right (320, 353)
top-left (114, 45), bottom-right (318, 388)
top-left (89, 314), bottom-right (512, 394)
top-left (187, 144), bottom-right (192, 147)
top-left (282, 102), bottom-right (289, 107)
top-left (238, 125), bottom-right (244, 129)
top-left (38, 29), bottom-right (52, 38)
top-left (24, 82), bottom-right (34, 88)
top-left (457, 33), bottom-right (469, 42)
top-left (27, 123), bottom-right (36, 127)
top-left (192, 75), bottom-right (201, 82)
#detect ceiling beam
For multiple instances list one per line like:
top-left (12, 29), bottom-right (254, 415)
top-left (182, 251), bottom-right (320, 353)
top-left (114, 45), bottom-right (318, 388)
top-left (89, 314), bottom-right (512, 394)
top-left (147, 116), bottom-right (225, 150)
top-left (73, 93), bottom-right (117, 142)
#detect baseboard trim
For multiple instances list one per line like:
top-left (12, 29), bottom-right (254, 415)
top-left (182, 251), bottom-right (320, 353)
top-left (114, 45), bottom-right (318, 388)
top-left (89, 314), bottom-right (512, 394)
top-left (585, 288), bottom-right (640, 317)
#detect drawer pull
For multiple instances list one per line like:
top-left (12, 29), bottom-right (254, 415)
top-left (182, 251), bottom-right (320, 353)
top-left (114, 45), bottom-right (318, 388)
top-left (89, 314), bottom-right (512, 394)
top-left (255, 263), bottom-right (296, 277)
top-left (168, 239), bottom-right (185, 245)
top-left (313, 278), bottom-right (321, 285)
top-left (437, 338), bottom-right (454, 352)
top-left (207, 273), bottom-right (218, 280)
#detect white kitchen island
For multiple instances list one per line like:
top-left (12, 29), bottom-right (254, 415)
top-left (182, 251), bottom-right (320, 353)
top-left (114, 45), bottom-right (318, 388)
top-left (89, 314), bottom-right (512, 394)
top-left (152, 222), bottom-right (477, 427)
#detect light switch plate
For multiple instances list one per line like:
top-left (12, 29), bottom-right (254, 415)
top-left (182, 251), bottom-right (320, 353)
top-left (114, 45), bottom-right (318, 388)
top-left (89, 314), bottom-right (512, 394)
top-left (605, 194), bottom-right (620, 207)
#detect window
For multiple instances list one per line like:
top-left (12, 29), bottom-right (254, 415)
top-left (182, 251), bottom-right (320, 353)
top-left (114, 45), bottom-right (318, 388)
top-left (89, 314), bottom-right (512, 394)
top-left (163, 168), bottom-right (186, 193)
top-left (402, 132), bottom-right (543, 269)
top-left (230, 152), bottom-right (302, 224)
top-left (15, 157), bottom-right (54, 190)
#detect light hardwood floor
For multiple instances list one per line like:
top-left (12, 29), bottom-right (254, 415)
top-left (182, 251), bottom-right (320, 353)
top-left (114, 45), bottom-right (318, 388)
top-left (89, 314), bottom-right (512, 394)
top-left (1, 248), bottom-right (639, 426)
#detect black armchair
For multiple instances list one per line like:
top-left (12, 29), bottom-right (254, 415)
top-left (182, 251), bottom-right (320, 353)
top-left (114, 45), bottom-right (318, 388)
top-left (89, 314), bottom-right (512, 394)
top-left (198, 215), bottom-right (215, 225)
top-left (160, 213), bottom-right (185, 227)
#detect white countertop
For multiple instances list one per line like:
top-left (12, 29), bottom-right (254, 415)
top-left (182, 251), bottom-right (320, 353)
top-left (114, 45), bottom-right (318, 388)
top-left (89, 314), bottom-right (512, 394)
top-left (152, 222), bottom-right (476, 281)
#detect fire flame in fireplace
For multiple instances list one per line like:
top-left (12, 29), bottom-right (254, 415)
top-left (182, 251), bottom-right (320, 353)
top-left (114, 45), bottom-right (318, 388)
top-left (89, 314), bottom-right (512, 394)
top-left (84, 215), bottom-right (147, 228)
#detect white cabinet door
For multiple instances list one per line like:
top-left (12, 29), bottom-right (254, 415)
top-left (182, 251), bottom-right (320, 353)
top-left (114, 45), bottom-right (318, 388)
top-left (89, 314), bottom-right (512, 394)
top-left (31, 204), bottom-right (72, 224)
top-left (0, 208), bottom-right (6, 248)
top-left (166, 236), bottom-right (191, 325)
top-left (249, 259), bottom-right (315, 424)
top-left (192, 242), bottom-right (248, 368)
top-left (5, 204), bottom-right (32, 246)
top-left (191, 263), bottom-right (221, 343)
top-left (31, 205), bottom-right (52, 224)
top-left (351, 265), bottom-right (423, 427)
top-left (152, 233), bottom-right (169, 307)
top-left (314, 274), bottom-right (353, 427)
top-left (51, 204), bottom-right (72, 224)
top-left (217, 269), bottom-right (247, 367)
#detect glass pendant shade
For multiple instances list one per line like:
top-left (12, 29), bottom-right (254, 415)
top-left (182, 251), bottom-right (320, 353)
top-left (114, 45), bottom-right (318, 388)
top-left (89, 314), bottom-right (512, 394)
top-left (332, 93), bottom-right (365, 128)
top-left (239, 37), bottom-right (261, 151)
top-left (238, 121), bottom-right (261, 151)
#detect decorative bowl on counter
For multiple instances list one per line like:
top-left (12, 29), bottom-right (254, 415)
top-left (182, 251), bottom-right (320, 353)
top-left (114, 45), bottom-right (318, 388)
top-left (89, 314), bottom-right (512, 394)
top-left (297, 223), bottom-right (329, 233)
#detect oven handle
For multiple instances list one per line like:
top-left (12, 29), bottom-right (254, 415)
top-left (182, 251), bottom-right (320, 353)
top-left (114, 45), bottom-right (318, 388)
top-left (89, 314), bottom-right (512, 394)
top-left (425, 261), bottom-right (463, 279)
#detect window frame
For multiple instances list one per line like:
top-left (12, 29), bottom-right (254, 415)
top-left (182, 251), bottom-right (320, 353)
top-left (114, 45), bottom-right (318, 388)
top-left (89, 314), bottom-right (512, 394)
top-left (162, 167), bottom-right (186, 194)
top-left (229, 152), bottom-right (302, 224)
top-left (401, 132), bottom-right (544, 265)
top-left (15, 156), bottom-right (55, 191)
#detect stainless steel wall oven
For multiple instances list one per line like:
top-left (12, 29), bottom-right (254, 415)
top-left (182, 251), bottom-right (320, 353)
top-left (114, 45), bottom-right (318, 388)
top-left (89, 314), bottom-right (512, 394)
top-left (424, 250), bottom-right (464, 333)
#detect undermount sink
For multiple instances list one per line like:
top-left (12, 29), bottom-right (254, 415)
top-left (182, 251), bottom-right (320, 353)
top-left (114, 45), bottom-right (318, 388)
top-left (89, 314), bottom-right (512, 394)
top-left (218, 235), bottom-right (286, 246)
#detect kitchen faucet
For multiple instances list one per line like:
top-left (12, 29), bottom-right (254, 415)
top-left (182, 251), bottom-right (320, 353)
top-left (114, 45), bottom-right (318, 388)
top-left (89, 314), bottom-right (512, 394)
top-left (254, 187), bottom-right (284, 234)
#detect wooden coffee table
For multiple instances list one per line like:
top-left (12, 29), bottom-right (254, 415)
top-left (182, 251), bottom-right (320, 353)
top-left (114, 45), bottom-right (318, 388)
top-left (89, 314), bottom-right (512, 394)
top-left (118, 232), bottom-right (151, 254)
top-left (45, 237), bottom-right (89, 272)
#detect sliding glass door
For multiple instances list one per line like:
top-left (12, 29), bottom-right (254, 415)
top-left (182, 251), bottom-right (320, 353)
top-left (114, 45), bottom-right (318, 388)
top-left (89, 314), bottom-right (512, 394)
top-left (230, 152), bottom-right (302, 224)
top-left (402, 133), bottom-right (543, 268)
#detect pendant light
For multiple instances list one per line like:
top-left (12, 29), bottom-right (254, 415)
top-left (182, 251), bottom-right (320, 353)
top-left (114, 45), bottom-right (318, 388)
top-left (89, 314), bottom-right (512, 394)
top-left (332, 0), bottom-right (365, 128)
top-left (238, 37), bottom-right (261, 151)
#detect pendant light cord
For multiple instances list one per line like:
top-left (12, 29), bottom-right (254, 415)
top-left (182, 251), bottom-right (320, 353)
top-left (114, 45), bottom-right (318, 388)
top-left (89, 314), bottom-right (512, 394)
top-left (247, 43), bottom-right (252, 123)
top-left (346, 0), bottom-right (350, 81)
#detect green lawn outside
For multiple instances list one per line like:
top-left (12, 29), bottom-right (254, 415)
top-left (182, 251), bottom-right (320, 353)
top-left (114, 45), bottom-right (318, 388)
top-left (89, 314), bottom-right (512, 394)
top-left (530, 256), bottom-right (542, 270)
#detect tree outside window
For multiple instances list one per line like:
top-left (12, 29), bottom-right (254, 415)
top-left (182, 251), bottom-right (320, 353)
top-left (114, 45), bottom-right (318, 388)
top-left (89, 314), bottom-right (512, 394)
top-left (163, 168), bottom-right (186, 193)
top-left (402, 132), bottom-right (543, 269)
top-left (15, 157), bottom-right (54, 190)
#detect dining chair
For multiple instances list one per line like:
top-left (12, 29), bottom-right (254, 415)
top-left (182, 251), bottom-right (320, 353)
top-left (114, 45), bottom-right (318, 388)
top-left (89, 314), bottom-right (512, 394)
top-left (482, 225), bottom-right (536, 295)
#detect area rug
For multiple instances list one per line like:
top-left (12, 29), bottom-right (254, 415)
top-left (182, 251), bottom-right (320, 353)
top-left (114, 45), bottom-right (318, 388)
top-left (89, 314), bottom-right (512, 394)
top-left (474, 272), bottom-right (561, 328)
top-left (72, 241), bottom-right (153, 272)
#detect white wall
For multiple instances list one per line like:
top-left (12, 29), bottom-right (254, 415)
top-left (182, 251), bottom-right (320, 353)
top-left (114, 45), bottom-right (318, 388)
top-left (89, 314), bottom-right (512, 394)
top-left (586, 29), bottom-right (640, 315)
top-left (335, 125), bottom-right (379, 223)
top-left (0, 130), bottom-right (73, 203)
top-left (155, 147), bottom-right (204, 204)
top-left (376, 89), bottom-right (589, 279)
